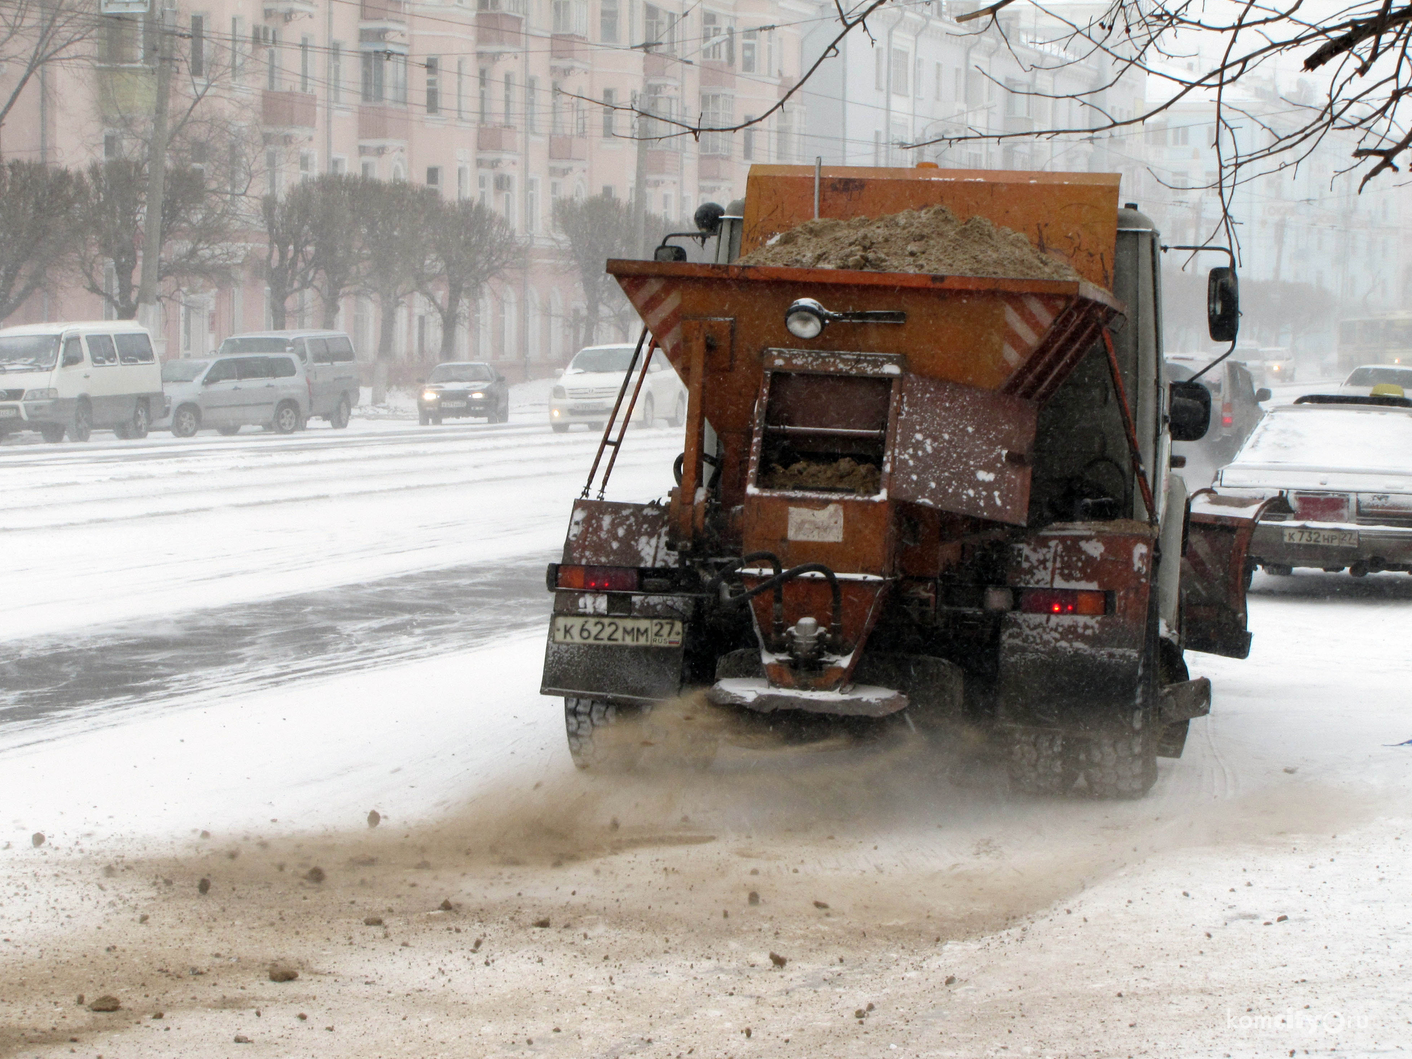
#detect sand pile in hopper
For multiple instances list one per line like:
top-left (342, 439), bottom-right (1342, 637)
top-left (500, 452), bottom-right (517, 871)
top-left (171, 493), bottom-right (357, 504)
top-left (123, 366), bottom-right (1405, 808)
top-left (738, 203), bottom-right (1081, 281)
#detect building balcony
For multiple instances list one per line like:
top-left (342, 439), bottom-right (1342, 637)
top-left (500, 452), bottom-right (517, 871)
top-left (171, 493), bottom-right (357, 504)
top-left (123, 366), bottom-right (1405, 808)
top-left (476, 11), bottom-right (523, 54)
top-left (548, 134), bottom-right (587, 162)
top-left (359, 0), bottom-right (405, 23)
top-left (262, 89), bottom-right (318, 130)
top-left (264, 0), bottom-right (317, 20)
top-left (645, 148), bottom-right (680, 176)
top-left (700, 62), bottom-right (735, 89)
top-left (358, 104), bottom-right (409, 144)
top-left (550, 33), bottom-right (590, 72)
top-left (643, 51), bottom-right (679, 84)
top-left (699, 155), bottom-right (733, 181)
top-left (478, 124), bottom-right (518, 160)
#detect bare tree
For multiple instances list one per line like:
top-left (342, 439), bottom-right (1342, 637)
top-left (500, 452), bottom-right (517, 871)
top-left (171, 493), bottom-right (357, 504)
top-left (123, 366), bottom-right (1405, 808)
top-left (0, 160), bottom-right (83, 322)
top-left (309, 175), bottom-right (371, 330)
top-left (359, 180), bottom-right (438, 359)
top-left (554, 193), bottom-right (664, 347)
top-left (418, 199), bottom-right (523, 360)
top-left (76, 157), bottom-right (245, 319)
top-left (262, 182), bottom-right (321, 330)
top-left (0, 0), bottom-right (94, 144)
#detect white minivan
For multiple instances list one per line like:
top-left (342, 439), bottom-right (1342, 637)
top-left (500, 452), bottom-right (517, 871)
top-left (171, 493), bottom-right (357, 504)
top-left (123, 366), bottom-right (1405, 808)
top-left (0, 321), bottom-right (166, 442)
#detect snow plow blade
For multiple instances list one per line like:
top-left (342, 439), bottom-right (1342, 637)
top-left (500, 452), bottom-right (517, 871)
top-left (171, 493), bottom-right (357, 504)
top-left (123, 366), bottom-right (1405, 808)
top-left (1182, 492), bottom-right (1286, 659)
top-left (707, 678), bottom-right (908, 717)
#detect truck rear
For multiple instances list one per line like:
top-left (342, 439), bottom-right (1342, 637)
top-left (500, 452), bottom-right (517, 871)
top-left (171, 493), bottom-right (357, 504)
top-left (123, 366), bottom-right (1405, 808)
top-left (541, 165), bottom-right (1265, 797)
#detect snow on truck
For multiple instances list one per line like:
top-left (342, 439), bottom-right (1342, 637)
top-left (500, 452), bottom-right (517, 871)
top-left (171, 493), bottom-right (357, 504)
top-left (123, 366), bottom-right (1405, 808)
top-left (540, 165), bottom-right (1270, 798)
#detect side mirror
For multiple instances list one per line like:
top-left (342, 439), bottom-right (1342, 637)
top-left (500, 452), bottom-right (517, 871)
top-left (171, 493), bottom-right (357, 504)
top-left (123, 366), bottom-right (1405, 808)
top-left (1169, 379), bottom-right (1212, 442)
top-left (1207, 266), bottom-right (1240, 342)
top-left (1255, 387), bottom-right (1272, 402)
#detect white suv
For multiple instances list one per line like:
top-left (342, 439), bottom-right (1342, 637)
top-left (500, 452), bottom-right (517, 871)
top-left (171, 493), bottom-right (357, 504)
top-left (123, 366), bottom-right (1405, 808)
top-left (549, 343), bottom-right (686, 433)
top-left (158, 353), bottom-right (310, 437)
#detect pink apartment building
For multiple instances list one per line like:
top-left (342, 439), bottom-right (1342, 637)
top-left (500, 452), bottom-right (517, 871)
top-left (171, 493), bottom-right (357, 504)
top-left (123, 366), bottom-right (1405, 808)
top-left (0, 0), bottom-right (812, 377)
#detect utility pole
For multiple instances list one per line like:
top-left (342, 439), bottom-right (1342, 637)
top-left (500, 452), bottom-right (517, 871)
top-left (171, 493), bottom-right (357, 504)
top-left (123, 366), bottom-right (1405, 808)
top-left (136, 0), bottom-right (171, 331)
top-left (632, 89), bottom-right (648, 256)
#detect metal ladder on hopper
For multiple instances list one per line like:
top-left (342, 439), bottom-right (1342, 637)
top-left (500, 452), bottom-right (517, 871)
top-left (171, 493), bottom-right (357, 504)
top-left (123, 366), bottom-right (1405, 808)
top-left (580, 325), bottom-right (656, 500)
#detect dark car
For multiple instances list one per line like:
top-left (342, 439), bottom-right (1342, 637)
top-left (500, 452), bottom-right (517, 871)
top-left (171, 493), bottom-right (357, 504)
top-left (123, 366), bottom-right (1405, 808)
top-left (418, 362), bottom-right (509, 425)
top-left (1166, 355), bottom-right (1269, 487)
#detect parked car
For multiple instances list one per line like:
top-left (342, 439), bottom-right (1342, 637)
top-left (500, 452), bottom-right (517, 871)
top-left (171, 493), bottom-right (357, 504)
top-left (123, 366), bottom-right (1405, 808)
top-left (549, 343), bottom-right (686, 433)
top-left (0, 321), bottom-right (166, 443)
top-left (417, 362), bottom-right (509, 425)
top-left (1166, 355), bottom-right (1269, 487)
top-left (1339, 363), bottom-right (1412, 396)
top-left (217, 330), bottom-right (359, 428)
top-left (1214, 393), bottom-right (1412, 577)
top-left (157, 352), bottom-right (310, 437)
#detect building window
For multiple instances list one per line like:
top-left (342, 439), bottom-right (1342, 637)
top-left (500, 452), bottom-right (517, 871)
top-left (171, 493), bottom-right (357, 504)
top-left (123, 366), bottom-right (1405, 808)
top-left (104, 132), bottom-right (120, 158)
top-left (267, 147), bottom-right (283, 195)
top-left (456, 58), bottom-right (465, 119)
top-left (266, 31), bottom-right (279, 91)
top-left (602, 88), bottom-right (615, 137)
top-left (331, 156), bottom-right (347, 174)
top-left (875, 48), bottom-right (885, 92)
top-left (361, 50), bottom-right (383, 102)
top-left (478, 67), bottom-right (489, 123)
top-left (526, 76), bottom-right (538, 132)
top-left (915, 57), bottom-right (922, 98)
top-left (426, 56), bottom-right (440, 114)
top-left (361, 159), bottom-right (376, 178)
top-left (600, 0), bottom-right (618, 42)
top-left (503, 72), bottom-right (514, 123)
top-left (330, 43), bottom-right (342, 105)
top-left (644, 4), bottom-right (676, 52)
top-left (299, 150), bottom-right (314, 180)
top-left (551, 81), bottom-right (563, 133)
top-left (458, 165), bottom-right (470, 199)
top-left (390, 54), bottom-right (407, 105)
top-left (741, 28), bottom-right (757, 73)
top-left (890, 48), bottom-right (908, 96)
top-left (230, 17), bottom-right (244, 80)
top-left (575, 98), bottom-right (586, 135)
top-left (775, 110), bottom-right (794, 163)
top-left (190, 15), bottom-right (205, 78)
top-left (742, 114), bottom-right (754, 160)
top-left (700, 92), bottom-right (732, 156)
top-left (553, 0), bottom-right (586, 34)
top-left (300, 35), bottom-right (311, 92)
top-left (479, 172), bottom-right (489, 203)
top-left (527, 177), bottom-right (540, 232)
top-left (601, 185), bottom-right (614, 199)
top-left (702, 11), bottom-right (731, 63)
top-left (427, 166), bottom-right (441, 193)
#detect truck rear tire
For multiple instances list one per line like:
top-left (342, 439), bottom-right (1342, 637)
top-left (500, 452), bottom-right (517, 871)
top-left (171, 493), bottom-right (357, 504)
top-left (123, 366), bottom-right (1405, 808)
top-left (564, 697), bottom-right (643, 771)
top-left (1007, 729), bottom-right (1075, 795)
top-left (1077, 724), bottom-right (1158, 799)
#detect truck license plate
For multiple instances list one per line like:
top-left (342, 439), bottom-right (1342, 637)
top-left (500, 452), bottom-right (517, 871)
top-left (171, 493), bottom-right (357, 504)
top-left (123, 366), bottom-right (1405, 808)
top-left (551, 616), bottom-right (683, 647)
top-left (1282, 527), bottom-right (1359, 547)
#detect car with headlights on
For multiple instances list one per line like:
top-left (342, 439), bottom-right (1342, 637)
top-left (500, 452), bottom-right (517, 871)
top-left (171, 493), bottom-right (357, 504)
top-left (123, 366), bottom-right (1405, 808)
top-left (418, 362), bottom-right (508, 425)
top-left (1214, 393), bottom-right (1412, 577)
top-left (548, 343), bottom-right (686, 433)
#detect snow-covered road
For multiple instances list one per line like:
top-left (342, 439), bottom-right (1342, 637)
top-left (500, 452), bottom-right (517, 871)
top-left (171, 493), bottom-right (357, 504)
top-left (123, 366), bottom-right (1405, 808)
top-left (1, 409), bottom-right (1410, 1058)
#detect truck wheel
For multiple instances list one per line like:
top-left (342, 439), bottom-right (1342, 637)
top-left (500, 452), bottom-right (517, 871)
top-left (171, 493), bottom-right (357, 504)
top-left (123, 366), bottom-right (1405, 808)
top-left (330, 395), bottom-right (351, 429)
top-left (564, 697), bottom-right (643, 771)
top-left (1076, 724), bottom-right (1158, 799)
top-left (40, 423), bottom-right (65, 443)
top-left (1263, 563), bottom-right (1293, 576)
top-left (1007, 729), bottom-right (1075, 795)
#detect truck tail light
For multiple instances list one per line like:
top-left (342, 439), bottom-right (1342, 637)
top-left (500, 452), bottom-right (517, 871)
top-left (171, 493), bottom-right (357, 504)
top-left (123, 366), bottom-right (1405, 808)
top-left (555, 565), bottom-right (639, 592)
top-left (1221, 400), bottom-right (1233, 428)
top-left (1018, 588), bottom-right (1108, 616)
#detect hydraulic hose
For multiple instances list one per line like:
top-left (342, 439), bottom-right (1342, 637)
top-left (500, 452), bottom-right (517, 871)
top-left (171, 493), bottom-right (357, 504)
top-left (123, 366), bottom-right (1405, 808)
top-left (716, 561), bottom-right (844, 645)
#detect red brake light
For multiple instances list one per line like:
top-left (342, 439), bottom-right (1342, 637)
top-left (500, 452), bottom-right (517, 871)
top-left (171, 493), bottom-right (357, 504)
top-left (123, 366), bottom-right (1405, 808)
top-left (1019, 588), bottom-right (1107, 616)
top-left (555, 565), bottom-right (639, 592)
top-left (1221, 400), bottom-right (1233, 427)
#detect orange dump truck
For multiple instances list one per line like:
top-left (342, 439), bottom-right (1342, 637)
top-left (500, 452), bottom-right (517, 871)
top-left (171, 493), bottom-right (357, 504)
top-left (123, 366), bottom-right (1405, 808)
top-left (541, 165), bottom-right (1268, 797)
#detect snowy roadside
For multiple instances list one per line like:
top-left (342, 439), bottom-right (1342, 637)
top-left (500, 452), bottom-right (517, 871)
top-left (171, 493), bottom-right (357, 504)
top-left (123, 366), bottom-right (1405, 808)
top-left (353, 378), bottom-right (556, 421)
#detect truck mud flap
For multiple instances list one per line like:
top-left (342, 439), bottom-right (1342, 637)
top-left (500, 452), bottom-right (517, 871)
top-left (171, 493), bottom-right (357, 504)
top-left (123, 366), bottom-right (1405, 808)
top-left (1181, 493), bottom-right (1285, 659)
top-left (1159, 676), bottom-right (1211, 724)
top-left (541, 641), bottom-right (685, 707)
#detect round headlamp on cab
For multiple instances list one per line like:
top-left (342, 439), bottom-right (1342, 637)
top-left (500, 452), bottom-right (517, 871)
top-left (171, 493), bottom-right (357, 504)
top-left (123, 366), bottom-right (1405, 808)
top-left (785, 298), bottom-right (829, 339)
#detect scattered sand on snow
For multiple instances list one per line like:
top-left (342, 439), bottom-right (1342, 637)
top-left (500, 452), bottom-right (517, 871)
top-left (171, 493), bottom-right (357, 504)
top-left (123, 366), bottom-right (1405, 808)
top-left (738, 204), bottom-right (1081, 281)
